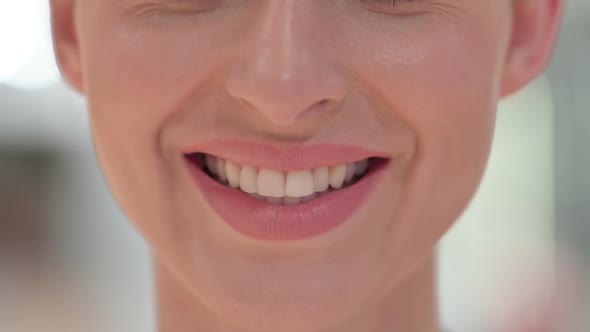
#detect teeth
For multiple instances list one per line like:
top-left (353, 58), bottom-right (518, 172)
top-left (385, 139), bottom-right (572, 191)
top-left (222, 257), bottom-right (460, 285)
top-left (312, 167), bottom-right (330, 193)
top-left (206, 155), bottom-right (218, 176)
top-left (344, 163), bottom-right (356, 184)
top-left (257, 169), bottom-right (285, 197)
top-left (282, 196), bottom-right (301, 206)
top-left (285, 170), bottom-right (315, 197)
top-left (355, 159), bottom-right (369, 176)
top-left (266, 196), bottom-right (282, 204)
top-left (249, 193), bottom-right (265, 201)
top-left (216, 158), bottom-right (227, 183)
top-left (239, 166), bottom-right (258, 194)
top-left (202, 155), bottom-right (371, 205)
top-left (225, 160), bottom-right (241, 188)
top-left (329, 164), bottom-right (347, 189)
top-left (301, 193), bottom-right (317, 203)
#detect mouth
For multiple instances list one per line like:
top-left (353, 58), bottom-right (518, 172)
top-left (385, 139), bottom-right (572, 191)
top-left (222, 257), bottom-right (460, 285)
top-left (185, 152), bottom-right (383, 206)
top-left (182, 142), bottom-right (391, 242)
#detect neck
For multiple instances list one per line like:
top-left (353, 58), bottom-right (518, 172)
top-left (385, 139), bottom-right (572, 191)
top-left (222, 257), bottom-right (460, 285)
top-left (156, 253), bottom-right (439, 332)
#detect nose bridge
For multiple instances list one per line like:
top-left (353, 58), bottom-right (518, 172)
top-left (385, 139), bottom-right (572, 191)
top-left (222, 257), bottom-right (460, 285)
top-left (255, 0), bottom-right (311, 83)
top-left (226, 0), bottom-right (348, 126)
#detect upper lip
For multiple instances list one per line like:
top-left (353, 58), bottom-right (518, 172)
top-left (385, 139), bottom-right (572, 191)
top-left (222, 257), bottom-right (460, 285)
top-left (182, 140), bottom-right (391, 171)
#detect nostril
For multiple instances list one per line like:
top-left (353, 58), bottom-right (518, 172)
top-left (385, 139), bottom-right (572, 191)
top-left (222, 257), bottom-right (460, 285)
top-left (302, 98), bottom-right (332, 115)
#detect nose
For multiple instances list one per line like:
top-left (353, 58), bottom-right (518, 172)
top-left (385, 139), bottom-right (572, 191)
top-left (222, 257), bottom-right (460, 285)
top-left (226, 0), bottom-right (349, 127)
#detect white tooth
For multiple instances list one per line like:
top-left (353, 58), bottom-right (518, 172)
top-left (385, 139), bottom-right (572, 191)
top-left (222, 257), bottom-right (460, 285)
top-left (285, 170), bottom-right (315, 197)
top-left (329, 164), bottom-right (347, 189)
top-left (312, 167), bottom-right (330, 193)
top-left (257, 169), bottom-right (285, 197)
top-left (282, 196), bottom-right (301, 206)
top-left (225, 160), bottom-right (241, 188)
top-left (216, 158), bottom-right (227, 183)
top-left (206, 155), bottom-right (218, 176)
top-left (266, 196), bottom-right (282, 204)
top-left (301, 193), bottom-right (317, 203)
top-left (239, 166), bottom-right (258, 194)
top-left (355, 159), bottom-right (369, 176)
top-left (344, 163), bottom-right (356, 183)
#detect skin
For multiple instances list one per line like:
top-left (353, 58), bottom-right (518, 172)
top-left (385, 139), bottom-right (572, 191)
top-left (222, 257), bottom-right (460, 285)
top-left (50, 1), bottom-right (563, 331)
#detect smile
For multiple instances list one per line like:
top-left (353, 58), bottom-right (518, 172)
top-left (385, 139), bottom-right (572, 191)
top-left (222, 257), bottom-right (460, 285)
top-left (183, 141), bottom-right (390, 241)
top-left (197, 153), bottom-right (371, 206)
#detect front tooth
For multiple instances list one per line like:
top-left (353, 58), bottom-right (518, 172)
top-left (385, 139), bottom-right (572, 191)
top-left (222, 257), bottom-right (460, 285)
top-left (239, 166), bottom-right (258, 194)
top-left (312, 167), bottom-right (330, 192)
top-left (206, 155), bottom-right (218, 176)
top-left (257, 169), bottom-right (285, 197)
top-left (329, 164), bottom-right (347, 189)
top-left (282, 196), bottom-right (301, 206)
top-left (355, 159), bottom-right (369, 176)
top-left (285, 170), bottom-right (315, 197)
top-left (225, 160), bottom-right (241, 188)
top-left (344, 163), bottom-right (356, 183)
top-left (216, 158), bottom-right (227, 183)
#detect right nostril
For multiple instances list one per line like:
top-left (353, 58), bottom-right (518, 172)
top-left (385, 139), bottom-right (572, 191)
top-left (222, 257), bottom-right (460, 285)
top-left (304, 98), bottom-right (332, 114)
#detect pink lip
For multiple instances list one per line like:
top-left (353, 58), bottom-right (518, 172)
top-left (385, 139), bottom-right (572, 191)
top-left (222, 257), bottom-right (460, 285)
top-left (182, 141), bottom-right (391, 241)
top-left (182, 140), bottom-right (391, 171)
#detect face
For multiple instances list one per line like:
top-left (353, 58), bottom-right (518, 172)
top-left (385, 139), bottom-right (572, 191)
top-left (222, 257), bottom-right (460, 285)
top-left (59, 0), bottom-right (543, 331)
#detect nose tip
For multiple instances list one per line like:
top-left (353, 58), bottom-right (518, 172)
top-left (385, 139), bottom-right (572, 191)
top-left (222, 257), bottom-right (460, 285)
top-left (226, 62), bottom-right (349, 126)
top-left (224, 1), bottom-right (349, 127)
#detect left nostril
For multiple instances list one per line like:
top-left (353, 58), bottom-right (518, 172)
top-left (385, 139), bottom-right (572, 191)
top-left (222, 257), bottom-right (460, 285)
top-left (315, 99), bottom-right (331, 109)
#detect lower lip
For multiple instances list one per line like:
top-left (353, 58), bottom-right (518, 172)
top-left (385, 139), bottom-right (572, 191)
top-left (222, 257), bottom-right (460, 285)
top-left (184, 156), bottom-right (389, 241)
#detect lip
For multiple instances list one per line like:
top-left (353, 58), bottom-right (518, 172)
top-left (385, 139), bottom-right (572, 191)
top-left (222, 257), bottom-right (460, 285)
top-left (182, 141), bottom-right (391, 241)
top-left (181, 140), bottom-right (391, 170)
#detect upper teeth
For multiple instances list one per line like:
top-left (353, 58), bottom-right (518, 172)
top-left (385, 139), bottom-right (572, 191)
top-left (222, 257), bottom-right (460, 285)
top-left (204, 155), bottom-right (369, 201)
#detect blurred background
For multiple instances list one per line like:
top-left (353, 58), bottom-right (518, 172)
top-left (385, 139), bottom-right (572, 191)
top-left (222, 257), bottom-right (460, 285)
top-left (0, 1), bottom-right (588, 331)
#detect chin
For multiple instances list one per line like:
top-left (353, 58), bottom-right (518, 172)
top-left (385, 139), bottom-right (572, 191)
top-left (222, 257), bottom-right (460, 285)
top-left (177, 260), bottom-right (378, 332)
top-left (208, 291), bottom-right (363, 332)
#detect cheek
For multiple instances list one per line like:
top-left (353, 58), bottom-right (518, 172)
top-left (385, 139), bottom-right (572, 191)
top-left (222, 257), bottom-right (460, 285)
top-left (79, 11), bottom-right (235, 176)
top-left (342, 16), bottom-right (503, 256)
top-left (76, 14), bottom-right (234, 242)
top-left (398, 24), bottom-right (500, 194)
top-left (81, 19), bottom-right (226, 131)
